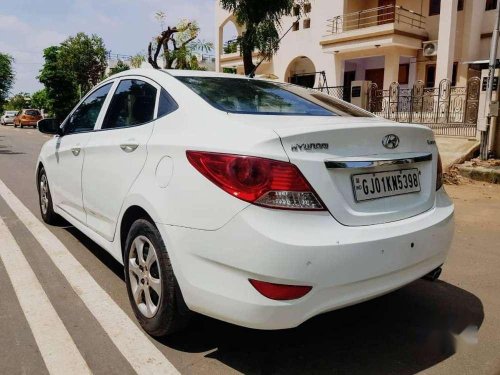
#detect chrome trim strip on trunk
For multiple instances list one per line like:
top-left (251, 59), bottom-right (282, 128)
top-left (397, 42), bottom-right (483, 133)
top-left (325, 153), bottom-right (433, 169)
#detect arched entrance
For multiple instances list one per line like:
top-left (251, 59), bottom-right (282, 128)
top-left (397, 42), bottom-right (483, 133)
top-left (285, 56), bottom-right (316, 88)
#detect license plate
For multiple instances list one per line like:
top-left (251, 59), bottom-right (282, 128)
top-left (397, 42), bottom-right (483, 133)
top-left (352, 168), bottom-right (421, 202)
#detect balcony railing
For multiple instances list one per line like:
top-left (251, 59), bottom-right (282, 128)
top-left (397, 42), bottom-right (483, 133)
top-left (326, 5), bottom-right (425, 35)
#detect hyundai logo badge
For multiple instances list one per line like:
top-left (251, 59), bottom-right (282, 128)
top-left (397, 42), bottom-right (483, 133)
top-left (382, 134), bottom-right (400, 149)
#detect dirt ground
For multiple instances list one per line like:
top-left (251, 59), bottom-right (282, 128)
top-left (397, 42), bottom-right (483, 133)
top-left (432, 179), bottom-right (500, 374)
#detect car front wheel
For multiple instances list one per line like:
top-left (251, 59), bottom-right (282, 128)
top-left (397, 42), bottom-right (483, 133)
top-left (124, 219), bottom-right (191, 337)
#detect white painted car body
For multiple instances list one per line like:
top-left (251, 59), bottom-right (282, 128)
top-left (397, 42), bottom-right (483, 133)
top-left (36, 69), bottom-right (454, 330)
top-left (1, 110), bottom-right (18, 125)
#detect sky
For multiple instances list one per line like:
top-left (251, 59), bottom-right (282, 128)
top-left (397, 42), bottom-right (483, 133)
top-left (0, 0), bottom-right (215, 94)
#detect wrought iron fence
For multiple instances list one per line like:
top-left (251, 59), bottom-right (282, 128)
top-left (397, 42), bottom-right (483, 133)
top-left (312, 86), bottom-right (348, 101)
top-left (368, 78), bottom-right (480, 137)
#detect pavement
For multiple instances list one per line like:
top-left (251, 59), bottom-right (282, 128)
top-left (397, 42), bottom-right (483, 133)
top-left (435, 136), bottom-right (479, 171)
top-left (457, 159), bottom-right (500, 184)
top-left (1, 124), bottom-right (500, 374)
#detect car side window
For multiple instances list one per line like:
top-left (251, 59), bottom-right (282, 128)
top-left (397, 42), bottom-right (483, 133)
top-left (102, 79), bottom-right (157, 129)
top-left (65, 83), bottom-right (112, 134)
top-left (157, 88), bottom-right (178, 117)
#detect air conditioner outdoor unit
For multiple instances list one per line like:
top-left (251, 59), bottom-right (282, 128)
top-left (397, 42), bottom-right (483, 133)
top-left (422, 41), bottom-right (438, 57)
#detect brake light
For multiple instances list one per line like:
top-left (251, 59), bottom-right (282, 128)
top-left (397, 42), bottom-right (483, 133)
top-left (186, 151), bottom-right (325, 210)
top-left (249, 279), bottom-right (312, 300)
top-left (436, 152), bottom-right (443, 190)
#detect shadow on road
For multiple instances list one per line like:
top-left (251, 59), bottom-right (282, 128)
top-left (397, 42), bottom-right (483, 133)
top-left (58, 219), bottom-right (484, 374)
top-left (164, 280), bottom-right (483, 374)
top-left (0, 144), bottom-right (25, 155)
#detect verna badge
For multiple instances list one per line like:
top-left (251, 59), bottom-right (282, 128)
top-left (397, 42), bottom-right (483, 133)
top-left (382, 134), bottom-right (400, 149)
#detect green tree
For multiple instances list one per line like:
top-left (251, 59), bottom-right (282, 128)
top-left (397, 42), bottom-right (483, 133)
top-left (130, 53), bottom-right (145, 68)
top-left (109, 60), bottom-right (130, 76)
top-left (31, 89), bottom-right (51, 112)
top-left (219, 0), bottom-right (298, 75)
top-left (148, 15), bottom-right (213, 70)
top-left (0, 53), bottom-right (15, 112)
top-left (4, 92), bottom-right (30, 111)
top-left (59, 32), bottom-right (107, 94)
top-left (38, 46), bottom-right (79, 121)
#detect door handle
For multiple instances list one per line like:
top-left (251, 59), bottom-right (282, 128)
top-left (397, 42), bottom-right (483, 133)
top-left (71, 147), bottom-right (81, 156)
top-left (120, 143), bottom-right (139, 153)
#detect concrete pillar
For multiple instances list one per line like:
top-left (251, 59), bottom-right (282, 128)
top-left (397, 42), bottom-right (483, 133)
top-left (436, 0), bottom-right (458, 84)
top-left (462, 0), bottom-right (485, 62)
top-left (383, 51), bottom-right (400, 90)
top-left (215, 26), bottom-right (223, 73)
top-left (333, 54), bottom-right (344, 86)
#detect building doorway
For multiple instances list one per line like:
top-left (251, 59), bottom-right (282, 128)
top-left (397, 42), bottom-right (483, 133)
top-left (365, 68), bottom-right (384, 89)
top-left (285, 56), bottom-right (317, 88)
top-left (343, 71), bottom-right (356, 102)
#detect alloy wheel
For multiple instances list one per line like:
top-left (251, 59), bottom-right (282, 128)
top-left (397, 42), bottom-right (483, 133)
top-left (40, 174), bottom-right (49, 215)
top-left (128, 235), bottom-right (162, 318)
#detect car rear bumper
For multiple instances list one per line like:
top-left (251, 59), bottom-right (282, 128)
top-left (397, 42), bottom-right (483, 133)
top-left (159, 188), bottom-right (454, 330)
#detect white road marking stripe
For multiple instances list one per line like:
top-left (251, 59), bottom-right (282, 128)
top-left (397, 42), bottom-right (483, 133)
top-left (0, 217), bottom-right (91, 375)
top-left (0, 179), bottom-right (180, 375)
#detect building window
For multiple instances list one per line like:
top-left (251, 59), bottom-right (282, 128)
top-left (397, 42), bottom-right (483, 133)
top-left (429, 0), bottom-right (440, 16)
top-left (303, 18), bottom-right (311, 29)
top-left (425, 64), bottom-right (436, 88)
top-left (292, 21), bottom-right (299, 31)
top-left (303, 2), bottom-right (311, 13)
top-left (452, 62), bottom-right (458, 86)
top-left (398, 64), bottom-right (410, 84)
top-left (486, 0), bottom-right (497, 11)
top-left (429, 0), bottom-right (464, 15)
top-left (293, 5), bottom-right (300, 16)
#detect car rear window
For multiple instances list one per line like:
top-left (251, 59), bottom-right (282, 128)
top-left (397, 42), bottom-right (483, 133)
top-left (25, 110), bottom-right (41, 116)
top-left (178, 76), bottom-right (344, 116)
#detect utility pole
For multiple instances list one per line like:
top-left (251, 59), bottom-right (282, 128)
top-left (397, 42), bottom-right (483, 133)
top-left (481, 3), bottom-right (500, 160)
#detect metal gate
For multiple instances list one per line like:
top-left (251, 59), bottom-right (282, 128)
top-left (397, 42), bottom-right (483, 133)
top-left (368, 78), bottom-right (480, 137)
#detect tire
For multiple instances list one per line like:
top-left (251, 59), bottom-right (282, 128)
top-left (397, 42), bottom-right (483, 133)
top-left (38, 167), bottom-right (60, 224)
top-left (124, 219), bottom-right (191, 337)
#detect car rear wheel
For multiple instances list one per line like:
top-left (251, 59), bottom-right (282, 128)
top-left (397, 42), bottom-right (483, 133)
top-left (38, 167), bottom-right (60, 224)
top-left (124, 219), bottom-right (191, 337)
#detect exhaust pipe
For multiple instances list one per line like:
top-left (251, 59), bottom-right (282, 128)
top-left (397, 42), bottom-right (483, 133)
top-left (422, 266), bottom-right (442, 282)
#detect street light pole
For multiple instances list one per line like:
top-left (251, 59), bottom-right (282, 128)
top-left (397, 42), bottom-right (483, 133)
top-left (481, 2), bottom-right (500, 160)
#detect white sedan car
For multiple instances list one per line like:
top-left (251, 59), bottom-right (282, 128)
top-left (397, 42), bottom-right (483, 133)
top-left (36, 69), bottom-right (454, 336)
top-left (1, 110), bottom-right (18, 125)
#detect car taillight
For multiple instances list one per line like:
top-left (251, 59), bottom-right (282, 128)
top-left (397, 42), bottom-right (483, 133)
top-left (186, 151), bottom-right (325, 210)
top-left (436, 152), bottom-right (443, 191)
top-left (249, 279), bottom-right (312, 300)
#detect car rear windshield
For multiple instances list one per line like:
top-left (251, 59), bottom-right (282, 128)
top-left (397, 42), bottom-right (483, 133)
top-left (25, 110), bottom-right (41, 116)
top-left (177, 76), bottom-right (371, 117)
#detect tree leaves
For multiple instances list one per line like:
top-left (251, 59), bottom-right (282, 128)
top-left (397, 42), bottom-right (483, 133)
top-left (0, 53), bottom-right (15, 112)
top-left (219, 0), bottom-right (295, 75)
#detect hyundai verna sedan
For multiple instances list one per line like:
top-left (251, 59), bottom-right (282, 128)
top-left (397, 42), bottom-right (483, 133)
top-left (36, 69), bottom-right (454, 336)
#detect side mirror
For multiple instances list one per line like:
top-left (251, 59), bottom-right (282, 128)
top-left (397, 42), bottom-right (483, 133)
top-left (38, 118), bottom-right (62, 135)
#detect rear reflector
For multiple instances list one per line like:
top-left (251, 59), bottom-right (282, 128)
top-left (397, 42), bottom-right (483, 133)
top-left (249, 279), bottom-right (312, 300)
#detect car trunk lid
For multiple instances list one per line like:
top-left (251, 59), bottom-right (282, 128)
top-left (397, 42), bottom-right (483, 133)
top-left (231, 115), bottom-right (438, 226)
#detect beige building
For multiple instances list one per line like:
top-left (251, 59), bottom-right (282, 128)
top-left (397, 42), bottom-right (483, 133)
top-left (215, 0), bottom-right (499, 93)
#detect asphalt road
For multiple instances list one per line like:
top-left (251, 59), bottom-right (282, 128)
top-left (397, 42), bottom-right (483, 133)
top-left (0, 124), bottom-right (499, 375)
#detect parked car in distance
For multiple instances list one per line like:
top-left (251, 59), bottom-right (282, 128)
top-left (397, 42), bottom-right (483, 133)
top-left (1, 110), bottom-right (18, 125)
top-left (14, 109), bottom-right (43, 128)
top-left (35, 69), bottom-right (454, 337)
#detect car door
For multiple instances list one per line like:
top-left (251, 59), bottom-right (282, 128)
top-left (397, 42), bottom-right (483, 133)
top-left (48, 82), bottom-right (113, 224)
top-left (81, 77), bottom-right (164, 241)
